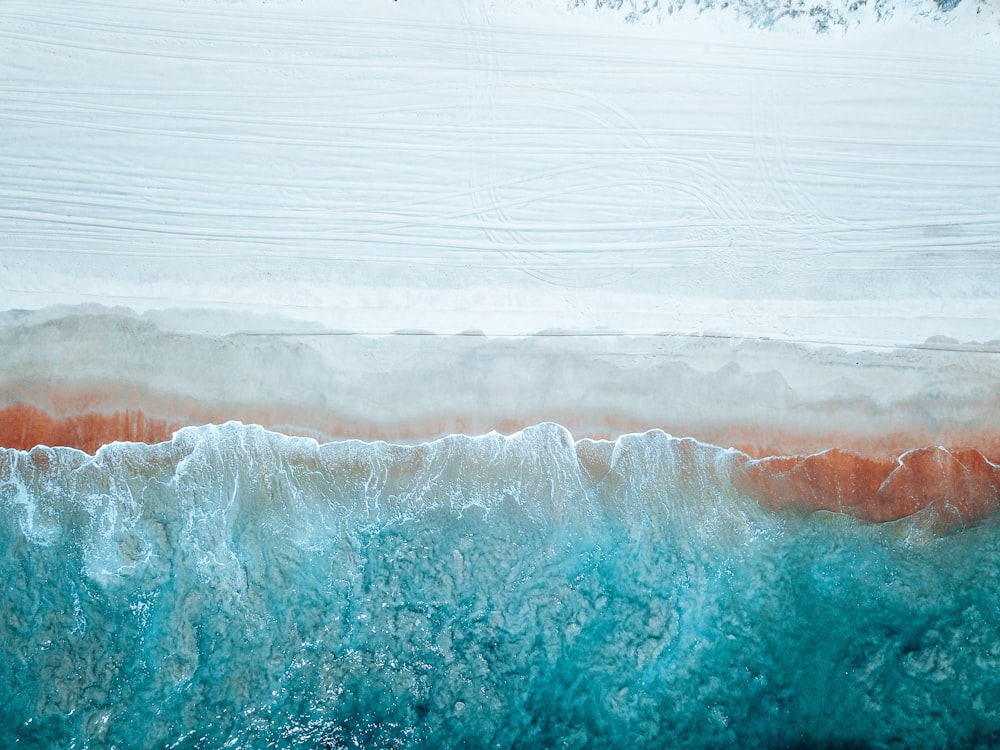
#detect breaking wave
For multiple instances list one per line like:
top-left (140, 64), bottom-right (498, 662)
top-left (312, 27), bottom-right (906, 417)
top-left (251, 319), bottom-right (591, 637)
top-left (3, 423), bottom-right (1000, 748)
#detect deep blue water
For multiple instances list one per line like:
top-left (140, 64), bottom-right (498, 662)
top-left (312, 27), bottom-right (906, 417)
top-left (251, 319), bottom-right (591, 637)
top-left (2, 423), bottom-right (999, 748)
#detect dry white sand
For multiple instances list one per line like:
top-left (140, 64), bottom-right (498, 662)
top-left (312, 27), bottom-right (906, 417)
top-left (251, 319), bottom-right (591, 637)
top-left (1, 0), bottom-right (999, 346)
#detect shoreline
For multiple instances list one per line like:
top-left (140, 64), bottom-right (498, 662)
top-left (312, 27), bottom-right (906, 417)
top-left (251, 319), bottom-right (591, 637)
top-left (4, 415), bottom-right (999, 525)
top-left (5, 400), bottom-right (1000, 462)
top-left (5, 303), bottom-right (996, 525)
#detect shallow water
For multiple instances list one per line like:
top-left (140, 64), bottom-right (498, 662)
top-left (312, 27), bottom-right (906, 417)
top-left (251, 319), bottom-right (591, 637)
top-left (3, 423), bottom-right (999, 748)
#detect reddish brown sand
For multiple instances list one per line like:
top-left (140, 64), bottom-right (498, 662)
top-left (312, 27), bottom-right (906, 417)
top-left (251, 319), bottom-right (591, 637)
top-left (0, 403), bottom-right (180, 455)
top-left (2, 401), bottom-right (999, 524)
top-left (735, 447), bottom-right (1000, 523)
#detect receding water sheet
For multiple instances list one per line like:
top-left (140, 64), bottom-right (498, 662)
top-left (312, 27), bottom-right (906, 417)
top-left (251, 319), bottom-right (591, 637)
top-left (1, 0), bottom-right (999, 747)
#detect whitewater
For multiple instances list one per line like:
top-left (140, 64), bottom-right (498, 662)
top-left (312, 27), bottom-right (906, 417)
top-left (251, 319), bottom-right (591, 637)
top-left (4, 422), bottom-right (1000, 748)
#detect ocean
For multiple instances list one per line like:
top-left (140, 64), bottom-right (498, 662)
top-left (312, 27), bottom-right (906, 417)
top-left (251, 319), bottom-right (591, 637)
top-left (4, 423), bottom-right (999, 748)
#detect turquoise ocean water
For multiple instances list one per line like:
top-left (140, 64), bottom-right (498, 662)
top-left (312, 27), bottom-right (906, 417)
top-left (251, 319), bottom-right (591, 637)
top-left (2, 423), bottom-right (999, 748)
